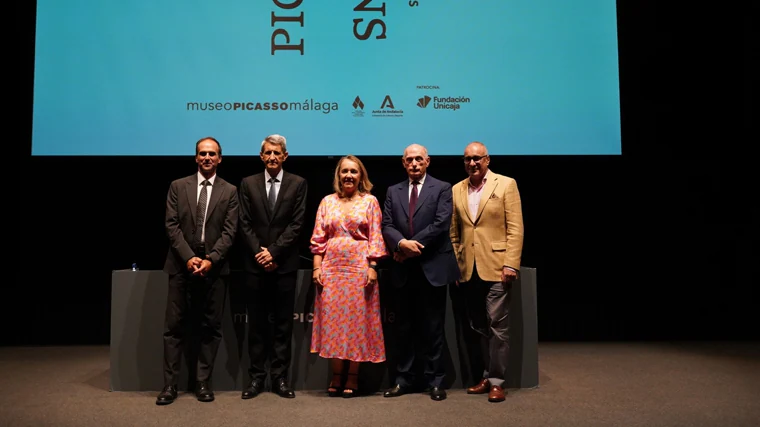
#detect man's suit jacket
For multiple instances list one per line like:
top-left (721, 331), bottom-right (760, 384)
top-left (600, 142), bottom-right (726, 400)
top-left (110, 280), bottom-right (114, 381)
top-left (381, 175), bottom-right (460, 288)
top-left (164, 174), bottom-right (239, 275)
top-left (238, 171), bottom-right (307, 275)
top-left (450, 171), bottom-right (524, 283)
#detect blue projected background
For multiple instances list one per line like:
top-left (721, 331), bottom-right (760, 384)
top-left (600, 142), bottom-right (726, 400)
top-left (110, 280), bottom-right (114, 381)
top-left (32, 1), bottom-right (621, 156)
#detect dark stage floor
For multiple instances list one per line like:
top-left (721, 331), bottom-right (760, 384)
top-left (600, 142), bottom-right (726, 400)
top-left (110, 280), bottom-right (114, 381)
top-left (1, 342), bottom-right (758, 427)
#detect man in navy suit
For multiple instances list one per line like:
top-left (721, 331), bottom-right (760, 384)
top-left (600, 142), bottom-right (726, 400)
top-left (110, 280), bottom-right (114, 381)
top-left (381, 144), bottom-right (460, 401)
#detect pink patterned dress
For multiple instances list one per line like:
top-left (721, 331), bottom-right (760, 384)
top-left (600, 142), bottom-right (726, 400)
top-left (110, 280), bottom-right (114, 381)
top-left (309, 193), bottom-right (389, 362)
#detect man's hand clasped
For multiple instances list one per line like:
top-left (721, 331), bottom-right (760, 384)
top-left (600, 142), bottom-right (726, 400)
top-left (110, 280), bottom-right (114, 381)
top-left (256, 246), bottom-right (277, 272)
top-left (394, 239), bottom-right (425, 263)
top-left (186, 256), bottom-right (212, 276)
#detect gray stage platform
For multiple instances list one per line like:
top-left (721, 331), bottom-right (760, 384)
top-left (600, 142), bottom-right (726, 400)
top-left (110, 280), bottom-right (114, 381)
top-left (109, 268), bottom-right (537, 392)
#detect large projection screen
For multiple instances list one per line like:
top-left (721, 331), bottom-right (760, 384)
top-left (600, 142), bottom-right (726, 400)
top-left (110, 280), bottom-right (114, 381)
top-left (32, 1), bottom-right (622, 156)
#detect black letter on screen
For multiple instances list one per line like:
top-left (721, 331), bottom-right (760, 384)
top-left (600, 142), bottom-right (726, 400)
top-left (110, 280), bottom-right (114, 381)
top-left (271, 29), bottom-right (304, 55)
top-left (271, 0), bottom-right (305, 55)
top-left (353, 19), bottom-right (387, 40)
top-left (273, 0), bottom-right (303, 9)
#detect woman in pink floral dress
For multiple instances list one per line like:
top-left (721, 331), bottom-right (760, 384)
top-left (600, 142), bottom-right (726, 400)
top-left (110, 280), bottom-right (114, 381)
top-left (310, 155), bottom-right (389, 397)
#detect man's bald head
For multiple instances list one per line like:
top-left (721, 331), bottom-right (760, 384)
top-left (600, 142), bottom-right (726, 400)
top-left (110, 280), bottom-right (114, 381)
top-left (402, 144), bottom-right (430, 181)
top-left (463, 141), bottom-right (490, 183)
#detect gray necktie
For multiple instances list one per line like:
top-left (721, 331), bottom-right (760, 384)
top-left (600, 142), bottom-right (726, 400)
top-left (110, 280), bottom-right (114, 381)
top-left (195, 180), bottom-right (210, 244)
top-left (268, 177), bottom-right (278, 209)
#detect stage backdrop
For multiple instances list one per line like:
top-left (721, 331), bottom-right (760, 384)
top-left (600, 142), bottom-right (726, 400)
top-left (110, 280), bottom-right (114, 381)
top-left (32, 1), bottom-right (621, 156)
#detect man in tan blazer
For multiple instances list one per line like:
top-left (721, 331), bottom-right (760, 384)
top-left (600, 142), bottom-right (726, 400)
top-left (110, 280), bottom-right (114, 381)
top-left (449, 141), bottom-right (524, 403)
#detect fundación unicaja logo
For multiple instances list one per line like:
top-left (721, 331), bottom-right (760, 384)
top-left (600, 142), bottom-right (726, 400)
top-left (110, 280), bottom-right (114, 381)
top-left (416, 94), bottom-right (471, 111)
top-left (352, 96), bottom-right (365, 117)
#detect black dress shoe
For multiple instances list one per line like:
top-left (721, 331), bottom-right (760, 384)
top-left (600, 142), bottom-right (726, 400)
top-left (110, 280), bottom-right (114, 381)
top-left (383, 384), bottom-right (410, 398)
top-left (273, 378), bottom-right (296, 398)
top-left (430, 386), bottom-right (447, 401)
top-left (156, 385), bottom-right (177, 405)
top-left (241, 379), bottom-right (265, 399)
top-left (195, 381), bottom-right (215, 402)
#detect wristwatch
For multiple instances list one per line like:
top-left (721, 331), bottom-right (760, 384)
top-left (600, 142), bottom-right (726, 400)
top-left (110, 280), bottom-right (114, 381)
top-left (369, 264), bottom-right (378, 271)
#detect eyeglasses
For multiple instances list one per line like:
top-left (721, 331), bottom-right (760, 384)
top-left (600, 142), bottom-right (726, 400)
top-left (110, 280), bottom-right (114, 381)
top-left (463, 155), bottom-right (487, 163)
top-left (403, 156), bottom-right (426, 164)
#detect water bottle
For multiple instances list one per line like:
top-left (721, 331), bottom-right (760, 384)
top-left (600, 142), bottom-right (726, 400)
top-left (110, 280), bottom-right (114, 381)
top-left (132, 263), bottom-right (139, 271)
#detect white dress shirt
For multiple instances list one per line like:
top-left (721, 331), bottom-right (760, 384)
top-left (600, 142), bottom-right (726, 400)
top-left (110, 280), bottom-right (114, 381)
top-left (467, 170), bottom-right (489, 220)
top-left (196, 172), bottom-right (216, 243)
top-left (396, 174), bottom-right (427, 250)
top-left (265, 168), bottom-right (284, 202)
top-left (408, 173), bottom-right (426, 200)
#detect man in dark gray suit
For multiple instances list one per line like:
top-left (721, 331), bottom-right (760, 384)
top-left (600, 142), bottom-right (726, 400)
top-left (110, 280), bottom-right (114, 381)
top-left (381, 144), bottom-right (460, 401)
top-left (156, 137), bottom-right (239, 405)
top-left (237, 134), bottom-right (307, 399)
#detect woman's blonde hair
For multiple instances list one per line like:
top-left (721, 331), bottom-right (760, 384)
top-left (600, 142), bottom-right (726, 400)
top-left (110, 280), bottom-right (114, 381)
top-left (332, 155), bottom-right (373, 197)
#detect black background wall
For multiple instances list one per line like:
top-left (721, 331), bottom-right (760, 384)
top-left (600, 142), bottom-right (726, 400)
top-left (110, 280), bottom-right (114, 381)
top-left (9, 1), bottom-right (756, 345)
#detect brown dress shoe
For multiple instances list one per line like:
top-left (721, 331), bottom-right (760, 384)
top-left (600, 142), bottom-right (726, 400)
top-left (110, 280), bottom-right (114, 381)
top-left (488, 385), bottom-right (506, 402)
top-left (467, 379), bottom-right (490, 394)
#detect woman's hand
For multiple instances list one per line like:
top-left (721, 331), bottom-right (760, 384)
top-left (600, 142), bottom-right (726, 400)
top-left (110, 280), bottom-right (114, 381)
top-left (312, 267), bottom-right (323, 286)
top-left (366, 266), bottom-right (378, 286)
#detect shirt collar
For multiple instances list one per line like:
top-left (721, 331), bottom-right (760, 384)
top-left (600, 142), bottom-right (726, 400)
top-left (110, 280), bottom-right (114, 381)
top-left (266, 169), bottom-right (284, 182)
top-left (468, 170), bottom-right (489, 189)
top-left (410, 173), bottom-right (427, 185)
top-left (197, 172), bottom-right (216, 185)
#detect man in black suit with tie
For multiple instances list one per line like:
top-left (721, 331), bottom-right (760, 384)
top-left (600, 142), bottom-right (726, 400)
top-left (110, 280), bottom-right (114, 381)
top-left (157, 137), bottom-right (239, 405)
top-left (238, 134), bottom-right (307, 399)
top-left (381, 143), bottom-right (460, 401)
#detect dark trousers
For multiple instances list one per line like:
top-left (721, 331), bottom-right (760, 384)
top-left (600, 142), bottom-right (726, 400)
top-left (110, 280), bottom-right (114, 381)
top-left (162, 269), bottom-right (227, 386)
top-left (393, 264), bottom-right (448, 388)
top-left (245, 271), bottom-right (297, 382)
top-left (462, 264), bottom-right (511, 387)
